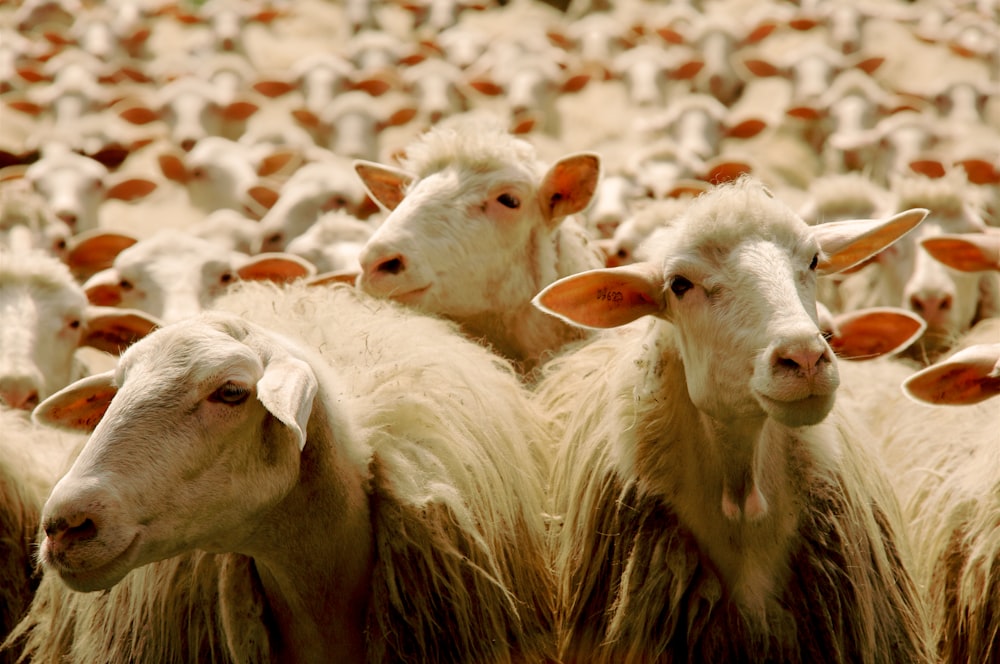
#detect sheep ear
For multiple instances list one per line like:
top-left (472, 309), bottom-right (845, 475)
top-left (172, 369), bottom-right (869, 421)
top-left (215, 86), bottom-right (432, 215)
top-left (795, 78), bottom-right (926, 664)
top-left (813, 208), bottom-right (928, 274)
top-left (354, 160), bottom-right (413, 212)
top-left (828, 307), bottom-right (926, 360)
top-left (236, 253), bottom-right (315, 283)
top-left (83, 268), bottom-right (124, 306)
top-left (538, 152), bottom-right (601, 226)
top-left (533, 263), bottom-right (664, 329)
top-left (256, 356), bottom-right (317, 451)
top-left (903, 344), bottom-right (1000, 405)
top-left (33, 371), bottom-right (117, 432)
top-left (82, 307), bottom-right (160, 355)
top-left (921, 234), bottom-right (1000, 272)
top-left (67, 231), bottom-right (138, 278)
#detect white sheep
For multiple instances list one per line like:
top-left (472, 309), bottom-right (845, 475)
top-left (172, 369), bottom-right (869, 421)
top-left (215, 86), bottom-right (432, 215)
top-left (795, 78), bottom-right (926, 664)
top-left (0, 407), bottom-right (84, 648)
top-left (21, 148), bottom-right (157, 233)
top-left (355, 113), bottom-right (604, 372)
top-left (0, 248), bottom-right (156, 410)
top-left (5, 281), bottom-right (555, 662)
top-left (836, 339), bottom-right (1000, 664)
top-left (254, 157), bottom-right (375, 253)
top-left (81, 231), bottom-right (316, 325)
top-left (283, 210), bottom-right (375, 274)
top-left (531, 179), bottom-right (931, 661)
top-left (0, 178), bottom-right (72, 260)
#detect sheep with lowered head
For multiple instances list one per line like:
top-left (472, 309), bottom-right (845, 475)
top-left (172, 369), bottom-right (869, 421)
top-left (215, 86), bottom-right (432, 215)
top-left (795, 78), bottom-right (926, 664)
top-left (354, 112), bottom-right (605, 374)
top-left (531, 179), bottom-right (932, 662)
top-left (4, 281), bottom-right (555, 663)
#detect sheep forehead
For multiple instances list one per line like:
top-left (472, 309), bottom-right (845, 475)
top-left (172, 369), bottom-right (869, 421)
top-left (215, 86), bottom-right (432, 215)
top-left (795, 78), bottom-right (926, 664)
top-left (651, 181), bottom-right (810, 269)
top-left (407, 165), bottom-right (536, 205)
top-left (399, 119), bottom-right (543, 178)
top-left (27, 153), bottom-right (107, 180)
top-left (117, 316), bottom-right (261, 394)
top-left (117, 234), bottom-right (234, 269)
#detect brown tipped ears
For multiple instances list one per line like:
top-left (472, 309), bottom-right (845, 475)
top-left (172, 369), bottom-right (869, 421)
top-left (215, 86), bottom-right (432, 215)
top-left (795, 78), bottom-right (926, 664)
top-left (903, 344), bottom-right (1000, 405)
top-left (921, 234), bottom-right (1000, 273)
top-left (533, 263), bottom-right (664, 329)
top-left (814, 208), bottom-right (928, 274)
top-left (33, 371), bottom-right (117, 432)
top-left (354, 161), bottom-right (414, 212)
top-left (538, 152), bottom-right (601, 225)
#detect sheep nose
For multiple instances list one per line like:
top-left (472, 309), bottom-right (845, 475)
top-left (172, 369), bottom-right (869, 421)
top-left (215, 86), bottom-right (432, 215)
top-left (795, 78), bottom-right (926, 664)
top-left (0, 375), bottom-right (41, 410)
top-left (909, 292), bottom-right (953, 323)
top-left (770, 337), bottom-right (831, 377)
top-left (56, 211), bottom-right (78, 228)
top-left (368, 253), bottom-right (407, 276)
top-left (44, 511), bottom-right (99, 554)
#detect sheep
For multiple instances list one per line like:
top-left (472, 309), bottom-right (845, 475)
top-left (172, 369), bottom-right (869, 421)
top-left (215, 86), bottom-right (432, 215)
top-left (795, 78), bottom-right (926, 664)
top-left (80, 232), bottom-right (316, 325)
top-left (0, 179), bottom-right (72, 260)
top-left (355, 113), bottom-right (604, 373)
top-left (4, 281), bottom-right (555, 663)
top-left (0, 248), bottom-right (155, 411)
top-left (254, 157), bottom-right (375, 253)
top-left (21, 148), bottom-right (157, 234)
top-left (531, 179), bottom-right (932, 662)
top-left (283, 210), bottom-right (376, 274)
top-left (835, 342), bottom-right (1000, 664)
top-left (0, 408), bottom-right (84, 653)
top-left (601, 197), bottom-right (693, 268)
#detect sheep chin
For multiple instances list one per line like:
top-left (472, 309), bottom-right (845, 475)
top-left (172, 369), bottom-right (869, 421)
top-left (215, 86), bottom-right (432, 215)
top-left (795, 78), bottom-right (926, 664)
top-left (754, 391), bottom-right (836, 428)
top-left (45, 530), bottom-right (142, 594)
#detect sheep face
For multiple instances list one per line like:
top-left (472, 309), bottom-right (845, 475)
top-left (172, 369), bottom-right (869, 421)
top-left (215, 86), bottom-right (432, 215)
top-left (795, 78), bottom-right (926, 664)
top-left (901, 218), bottom-right (997, 354)
top-left (83, 234), bottom-right (239, 324)
top-left (356, 153), bottom-right (599, 319)
top-left (535, 181), bottom-right (928, 428)
top-left (0, 252), bottom-right (87, 409)
top-left (82, 233), bottom-right (312, 324)
top-left (34, 314), bottom-right (315, 592)
top-left (25, 152), bottom-right (108, 232)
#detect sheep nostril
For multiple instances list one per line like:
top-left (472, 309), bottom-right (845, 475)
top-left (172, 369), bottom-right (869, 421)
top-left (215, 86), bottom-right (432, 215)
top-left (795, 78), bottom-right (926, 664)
top-left (45, 514), bottom-right (98, 544)
top-left (375, 255), bottom-right (405, 275)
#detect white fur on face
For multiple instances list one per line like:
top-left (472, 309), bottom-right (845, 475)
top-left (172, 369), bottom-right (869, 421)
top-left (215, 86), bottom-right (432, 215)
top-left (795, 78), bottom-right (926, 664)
top-left (39, 318), bottom-right (301, 591)
top-left (649, 184), bottom-right (836, 427)
top-left (359, 166), bottom-right (541, 318)
top-left (27, 157), bottom-right (108, 232)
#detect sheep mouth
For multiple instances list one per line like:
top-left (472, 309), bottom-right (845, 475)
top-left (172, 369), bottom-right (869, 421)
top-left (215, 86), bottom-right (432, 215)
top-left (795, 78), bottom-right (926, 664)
top-left (45, 531), bottom-right (142, 593)
top-left (388, 284), bottom-right (431, 303)
top-left (754, 391), bottom-right (836, 428)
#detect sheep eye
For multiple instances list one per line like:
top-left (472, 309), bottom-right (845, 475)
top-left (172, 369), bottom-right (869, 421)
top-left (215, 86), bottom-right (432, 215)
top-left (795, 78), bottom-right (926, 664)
top-left (191, 167), bottom-right (206, 179)
top-left (670, 276), bottom-right (693, 297)
top-left (209, 382), bottom-right (250, 405)
top-left (809, 253), bottom-right (819, 271)
top-left (220, 272), bottom-right (234, 284)
top-left (68, 319), bottom-right (81, 330)
top-left (119, 279), bottom-right (133, 290)
top-left (616, 248), bottom-right (629, 259)
top-left (497, 193), bottom-right (520, 209)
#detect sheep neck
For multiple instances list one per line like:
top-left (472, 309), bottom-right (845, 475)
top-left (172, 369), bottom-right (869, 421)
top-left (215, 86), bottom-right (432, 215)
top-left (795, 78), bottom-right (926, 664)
top-left (632, 326), bottom-right (801, 617)
top-left (243, 398), bottom-right (375, 663)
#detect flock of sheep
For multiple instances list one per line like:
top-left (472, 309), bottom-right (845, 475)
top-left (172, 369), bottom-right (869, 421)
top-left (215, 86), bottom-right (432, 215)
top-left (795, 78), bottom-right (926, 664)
top-left (1, 0), bottom-right (999, 662)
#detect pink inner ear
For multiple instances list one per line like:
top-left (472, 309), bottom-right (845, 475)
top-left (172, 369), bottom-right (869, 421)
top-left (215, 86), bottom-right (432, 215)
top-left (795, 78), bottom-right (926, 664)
top-left (536, 268), bottom-right (661, 329)
top-left (35, 383), bottom-right (117, 432)
top-left (238, 257), bottom-right (312, 283)
top-left (829, 310), bottom-right (924, 360)
top-left (905, 366), bottom-right (995, 405)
